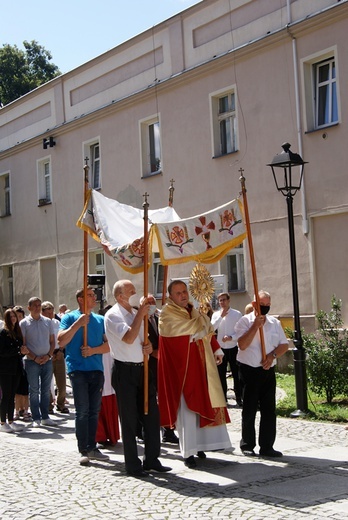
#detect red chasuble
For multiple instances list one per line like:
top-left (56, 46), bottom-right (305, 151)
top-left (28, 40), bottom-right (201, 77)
top-left (158, 329), bottom-right (230, 429)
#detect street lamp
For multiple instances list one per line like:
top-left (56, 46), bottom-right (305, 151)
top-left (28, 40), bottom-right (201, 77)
top-left (267, 142), bottom-right (308, 417)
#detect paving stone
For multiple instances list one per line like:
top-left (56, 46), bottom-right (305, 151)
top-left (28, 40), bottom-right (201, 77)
top-left (1, 384), bottom-right (347, 520)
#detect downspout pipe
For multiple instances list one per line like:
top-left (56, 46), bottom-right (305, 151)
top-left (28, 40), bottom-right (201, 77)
top-left (287, 0), bottom-right (309, 235)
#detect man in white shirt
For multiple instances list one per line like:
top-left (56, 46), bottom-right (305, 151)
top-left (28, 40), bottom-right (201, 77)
top-left (235, 290), bottom-right (288, 458)
top-left (211, 293), bottom-right (243, 405)
top-left (104, 280), bottom-right (171, 477)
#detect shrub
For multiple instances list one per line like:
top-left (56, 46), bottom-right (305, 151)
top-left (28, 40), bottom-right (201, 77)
top-left (286, 295), bottom-right (348, 403)
top-left (304, 296), bottom-right (348, 403)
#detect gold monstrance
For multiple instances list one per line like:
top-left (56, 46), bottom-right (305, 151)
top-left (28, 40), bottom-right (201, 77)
top-left (189, 263), bottom-right (215, 314)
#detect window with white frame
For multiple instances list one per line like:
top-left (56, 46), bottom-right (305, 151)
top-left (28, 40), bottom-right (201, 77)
top-left (88, 250), bottom-right (105, 305)
top-left (0, 172), bottom-right (11, 217)
top-left (227, 244), bottom-right (245, 292)
top-left (315, 58), bottom-right (338, 128)
top-left (83, 139), bottom-right (101, 189)
top-left (91, 143), bottom-right (101, 189)
top-left (37, 157), bottom-right (52, 206)
top-left (88, 250), bottom-right (105, 275)
top-left (140, 116), bottom-right (162, 177)
top-left (211, 87), bottom-right (238, 157)
top-left (153, 253), bottom-right (164, 298)
top-left (302, 50), bottom-right (339, 131)
top-left (95, 251), bottom-right (105, 275)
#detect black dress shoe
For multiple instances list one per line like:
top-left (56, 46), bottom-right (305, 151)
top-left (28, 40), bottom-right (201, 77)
top-left (242, 449), bottom-right (256, 457)
top-left (197, 451), bottom-right (206, 459)
top-left (184, 456), bottom-right (197, 468)
top-left (259, 448), bottom-right (283, 458)
top-left (162, 431), bottom-right (179, 444)
top-left (143, 460), bottom-right (172, 473)
top-left (127, 469), bottom-right (150, 477)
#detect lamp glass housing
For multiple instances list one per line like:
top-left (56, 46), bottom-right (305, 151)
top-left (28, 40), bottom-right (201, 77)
top-left (267, 143), bottom-right (307, 197)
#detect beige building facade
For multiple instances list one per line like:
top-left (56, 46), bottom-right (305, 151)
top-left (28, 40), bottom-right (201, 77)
top-left (0, 0), bottom-right (347, 327)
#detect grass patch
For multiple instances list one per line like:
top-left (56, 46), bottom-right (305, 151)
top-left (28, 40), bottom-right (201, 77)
top-left (276, 373), bottom-right (348, 423)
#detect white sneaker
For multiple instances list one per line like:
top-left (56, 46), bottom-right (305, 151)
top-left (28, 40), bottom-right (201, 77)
top-left (9, 422), bottom-right (24, 432)
top-left (80, 453), bottom-right (90, 466)
top-left (0, 422), bottom-right (13, 433)
top-left (41, 418), bottom-right (57, 426)
top-left (32, 420), bottom-right (41, 428)
top-left (87, 448), bottom-right (110, 461)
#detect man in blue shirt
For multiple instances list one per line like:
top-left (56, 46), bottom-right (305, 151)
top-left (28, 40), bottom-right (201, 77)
top-left (58, 286), bottom-right (110, 466)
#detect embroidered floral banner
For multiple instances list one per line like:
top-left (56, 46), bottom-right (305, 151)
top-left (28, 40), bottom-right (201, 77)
top-left (154, 199), bottom-right (246, 265)
top-left (77, 190), bottom-right (246, 273)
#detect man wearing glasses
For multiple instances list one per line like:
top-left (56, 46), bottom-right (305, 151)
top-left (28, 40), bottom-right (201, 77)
top-left (58, 286), bottom-right (110, 466)
top-left (211, 293), bottom-right (243, 406)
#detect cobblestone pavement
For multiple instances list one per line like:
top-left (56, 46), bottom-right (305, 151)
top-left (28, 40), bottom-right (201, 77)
top-left (1, 384), bottom-right (347, 520)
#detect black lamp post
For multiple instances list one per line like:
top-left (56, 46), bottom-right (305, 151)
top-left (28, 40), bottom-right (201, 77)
top-left (267, 142), bottom-right (308, 417)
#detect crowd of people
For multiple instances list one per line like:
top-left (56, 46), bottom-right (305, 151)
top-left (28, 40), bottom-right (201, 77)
top-left (0, 280), bottom-right (290, 475)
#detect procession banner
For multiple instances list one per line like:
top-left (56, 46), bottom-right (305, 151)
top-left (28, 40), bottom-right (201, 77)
top-left (77, 190), bottom-right (246, 273)
top-left (153, 199), bottom-right (246, 265)
top-left (77, 189), bottom-right (180, 273)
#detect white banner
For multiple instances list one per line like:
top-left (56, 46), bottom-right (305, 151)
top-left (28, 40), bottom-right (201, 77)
top-left (77, 190), bottom-right (246, 273)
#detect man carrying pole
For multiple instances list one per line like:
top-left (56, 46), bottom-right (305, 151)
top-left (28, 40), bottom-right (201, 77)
top-left (57, 286), bottom-right (110, 466)
top-left (236, 169), bottom-right (288, 458)
top-left (235, 290), bottom-right (289, 457)
top-left (104, 280), bottom-right (171, 477)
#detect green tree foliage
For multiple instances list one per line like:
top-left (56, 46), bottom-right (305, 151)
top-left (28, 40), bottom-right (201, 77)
top-left (0, 40), bottom-right (60, 106)
top-left (302, 296), bottom-right (348, 403)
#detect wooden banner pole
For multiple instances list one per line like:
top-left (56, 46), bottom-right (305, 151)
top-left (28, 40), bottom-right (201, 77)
top-left (162, 179), bottom-right (175, 305)
top-left (143, 192), bottom-right (150, 415)
top-left (239, 168), bottom-right (266, 362)
top-left (83, 158), bottom-right (89, 349)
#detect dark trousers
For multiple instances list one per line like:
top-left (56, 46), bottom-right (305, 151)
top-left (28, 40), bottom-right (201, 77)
top-left (238, 363), bottom-right (276, 452)
top-left (69, 370), bottom-right (104, 454)
top-left (0, 372), bottom-right (20, 422)
top-left (112, 360), bottom-right (160, 473)
top-left (218, 346), bottom-right (242, 401)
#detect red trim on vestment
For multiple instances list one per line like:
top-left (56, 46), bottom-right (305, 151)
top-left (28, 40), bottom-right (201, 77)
top-left (96, 394), bottom-right (120, 444)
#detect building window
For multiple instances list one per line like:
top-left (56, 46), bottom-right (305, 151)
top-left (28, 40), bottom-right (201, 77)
top-left (315, 58), bottom-right (338, 128)
top-left (37, 157), bottom-right (52, 206)
top-left (88, 250), bottom-right (105, 276)
top-left (91, 143), bottom-right (101, 189)
top-left (302, 49), bottom-right (339, 131)
top-left (140, 116), bottom-right (162, 177)
top-left (83, 138), bottom-right (101, 189)
top-left (227, 244), bottom-right (245, 292)
top-left (153, 253), bottom-right (164, 298)
top-left (2, 265), bottom-right (14, 307)
top-left (95, 251), bottom-right (105, 275)
top-left (0, 172), bottom-right (11, 217)
top-left (88, 250), bottom-right (105, 305)
top-left (211, 88), bottom-right (238, 157)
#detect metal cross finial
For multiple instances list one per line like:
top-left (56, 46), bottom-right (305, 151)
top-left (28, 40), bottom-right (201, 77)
top-left (143, 192), bottom-right (149, 208)
top-left (238, 167), bottom-right (246, 191)
top-left (169, 179), bottom-right (175, 206)
top-left (83, 157), bottom-right (90, 183)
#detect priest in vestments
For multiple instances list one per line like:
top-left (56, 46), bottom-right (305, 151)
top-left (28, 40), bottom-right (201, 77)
top-left (158, 280), bottom-right (232, 468)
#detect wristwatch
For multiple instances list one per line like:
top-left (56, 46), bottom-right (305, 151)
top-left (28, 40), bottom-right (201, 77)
top-left (272, 351), bottom-right (277, 358)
